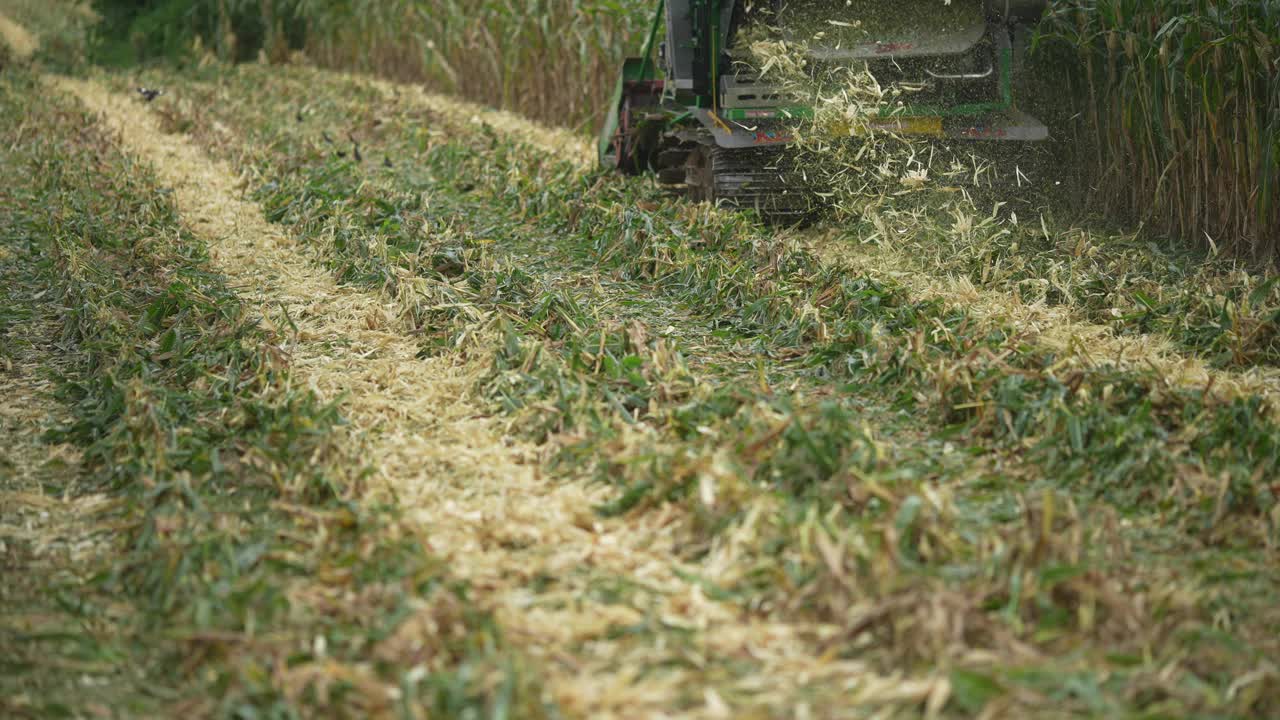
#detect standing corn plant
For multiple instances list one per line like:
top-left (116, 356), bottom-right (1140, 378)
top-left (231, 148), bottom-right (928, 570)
top-left (1042, 0), bottom-right (1280, 260)
top-left (90, 0), bottom-right (309, 64)
top-left (300, 0), bottom-right (653, 131)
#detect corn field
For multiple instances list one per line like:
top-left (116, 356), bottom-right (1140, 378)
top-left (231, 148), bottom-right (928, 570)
top-left (299, 0), bottom-right (651, 131)
top-left (1042, 0), bottom-right (1280, 258)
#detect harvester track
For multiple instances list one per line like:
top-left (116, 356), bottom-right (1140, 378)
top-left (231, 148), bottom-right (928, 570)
top-left (686, 145), bottom-right (821, 221)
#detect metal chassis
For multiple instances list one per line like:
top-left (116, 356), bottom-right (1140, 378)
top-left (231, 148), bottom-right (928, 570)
top-left (598, 0), bottom-right (1048, 170)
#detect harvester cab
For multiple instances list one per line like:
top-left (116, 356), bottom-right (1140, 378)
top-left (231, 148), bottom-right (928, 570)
top-left (600, 0), bottom-right (1050, 219)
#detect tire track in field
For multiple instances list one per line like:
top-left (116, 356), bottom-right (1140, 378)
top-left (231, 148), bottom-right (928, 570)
top-left (53, 74), bottom-right (942, 718)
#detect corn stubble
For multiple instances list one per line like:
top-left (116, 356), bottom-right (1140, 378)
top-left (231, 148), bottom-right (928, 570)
top-left (3, 0), bottom-right (1278, 714)
top-left (124, 59), bottom-right (1280, 717)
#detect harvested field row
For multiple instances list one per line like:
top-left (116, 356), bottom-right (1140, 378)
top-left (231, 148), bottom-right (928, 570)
top-left (2, 5), bottom-right (1278, 717)
top-left (126, 63), bottom-right (1280, 519)
top-left (144, 63), bottom-right (1280, 405)
top-left (0, 56), bottom-right (538, 717)
top-left (82, 60), bottom-right (1280, 715)
top-left (55, 74), bottom-right (953, 718)
top-left (0, 93), bottom-right (111, 714)
top-left (805, 227), bottom-right (1280, 402)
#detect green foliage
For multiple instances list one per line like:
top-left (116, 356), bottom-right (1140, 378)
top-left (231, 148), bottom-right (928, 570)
top-left (89, 60), bottom-right (1280, 716)
top-left (0, 70), bottom-right (547, 717)
top-left (89, 0), bottom-right (307, 65)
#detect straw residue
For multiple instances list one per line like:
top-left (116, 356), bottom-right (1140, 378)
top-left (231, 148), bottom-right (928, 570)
top-left (0, 243), bottom-right (120, 709)
top-left (0, 12), bottom-right (37, 60)
top-left (367, 77), bottom-right (595, 171)
top-left (807, 231), bottom-right (1280, 411)
top-left (363, 64), bottom-right (1280, 413)
top-left (53, 74), bottom-right (935, 717)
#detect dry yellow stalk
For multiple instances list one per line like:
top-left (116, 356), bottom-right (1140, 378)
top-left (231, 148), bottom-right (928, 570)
top-left (0, 11), bottom-right (38, 59)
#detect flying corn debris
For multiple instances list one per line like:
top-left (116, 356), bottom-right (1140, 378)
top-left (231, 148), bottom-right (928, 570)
top-left (599, 0), bottom-right (1050, 222)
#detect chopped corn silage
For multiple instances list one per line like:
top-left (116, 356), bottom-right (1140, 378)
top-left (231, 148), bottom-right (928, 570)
top-left (303, 64), bottom-right (1279, 414)
top-left (52, 74), bottom-right (956, 717)
top-left (366, 76), bottom-right (595, 171)
top-left (0, 10), bottom-right (37, 59)
top-left (805, 231), bottom-right (1280, 411)
top-left (735, 29), bottom-right (1280, 411)
top-left (0, 242), bottom-right (123, 709)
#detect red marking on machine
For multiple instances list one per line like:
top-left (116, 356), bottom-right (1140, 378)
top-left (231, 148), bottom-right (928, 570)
top-left (959, 125), bottom-right (1010, 139)
top-left (754, 129), bottom-right (794, 145)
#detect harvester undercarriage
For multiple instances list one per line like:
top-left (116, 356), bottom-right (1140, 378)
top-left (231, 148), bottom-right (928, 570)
top-left (600, 0), bottom-right (1051, 221)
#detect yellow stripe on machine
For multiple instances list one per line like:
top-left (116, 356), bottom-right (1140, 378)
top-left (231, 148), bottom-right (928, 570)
top-left (864, 116), bottom-right (945, 137)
